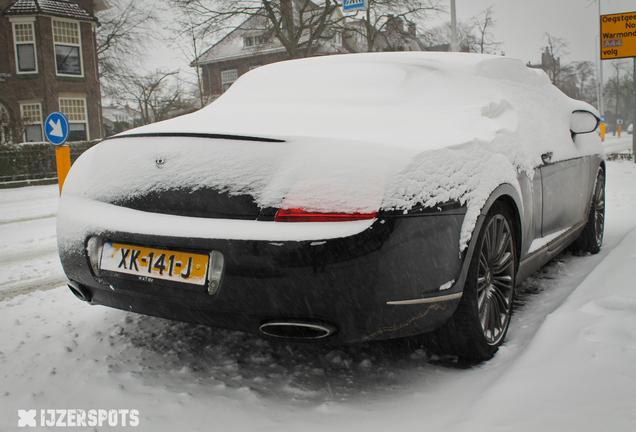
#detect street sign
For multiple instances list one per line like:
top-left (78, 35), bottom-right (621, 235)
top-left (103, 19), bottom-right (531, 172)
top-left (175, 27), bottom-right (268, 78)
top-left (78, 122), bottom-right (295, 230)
top-left (600, 12), bottom-right (636, 60)
top-left (342, 0), bottom-right (368, 12)
top-left (601, 115), bottom-right (607, 123)
top-left (45, 111), bottom-right (69, 146)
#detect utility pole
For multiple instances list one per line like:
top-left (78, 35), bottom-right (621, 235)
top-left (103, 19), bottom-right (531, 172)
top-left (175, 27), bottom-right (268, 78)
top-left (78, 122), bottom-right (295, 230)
top-left (598, 1), bottom-right (605, 119)
top-left (450, 0), bottom-right (459, 52)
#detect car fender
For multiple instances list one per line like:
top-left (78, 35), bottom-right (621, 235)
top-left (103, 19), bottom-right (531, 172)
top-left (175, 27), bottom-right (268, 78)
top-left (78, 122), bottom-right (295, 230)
top-left (451, 183), bottom-right (524, 297)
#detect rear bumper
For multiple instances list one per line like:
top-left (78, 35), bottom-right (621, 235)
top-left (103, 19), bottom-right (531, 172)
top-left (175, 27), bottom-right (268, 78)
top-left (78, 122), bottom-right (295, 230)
top-left (58, 199), bottom-right (467, 343)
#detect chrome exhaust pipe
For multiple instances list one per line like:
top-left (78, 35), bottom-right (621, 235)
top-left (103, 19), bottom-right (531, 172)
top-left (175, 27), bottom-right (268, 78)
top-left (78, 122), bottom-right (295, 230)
top-left (259, 321), bottom-right (336, 340)
top-left (68, 281), bottom-right (92, 302)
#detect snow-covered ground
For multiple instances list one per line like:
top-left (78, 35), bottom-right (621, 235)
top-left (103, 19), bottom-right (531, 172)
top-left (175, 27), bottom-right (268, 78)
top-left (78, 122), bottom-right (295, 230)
top-left (0, 186), bottom-right (65, 300)
top-left (603, 132), bottom-right (634, 155)
top-left (1, 160), bottom-right (635, 431)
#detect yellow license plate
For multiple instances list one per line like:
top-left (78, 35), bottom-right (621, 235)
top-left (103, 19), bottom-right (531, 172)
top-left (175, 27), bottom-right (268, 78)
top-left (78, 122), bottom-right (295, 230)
top-left (100, 242), bottom-right (209, 286)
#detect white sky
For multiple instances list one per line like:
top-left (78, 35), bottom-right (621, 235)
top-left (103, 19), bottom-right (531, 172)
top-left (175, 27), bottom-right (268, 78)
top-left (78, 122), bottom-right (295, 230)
top-left (429, 0), bottom-right (635, 72)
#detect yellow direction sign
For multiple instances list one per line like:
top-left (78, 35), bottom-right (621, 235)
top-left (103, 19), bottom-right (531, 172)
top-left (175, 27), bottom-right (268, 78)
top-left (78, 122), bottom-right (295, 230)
top-left (600, 12), bottom-right (636, 60)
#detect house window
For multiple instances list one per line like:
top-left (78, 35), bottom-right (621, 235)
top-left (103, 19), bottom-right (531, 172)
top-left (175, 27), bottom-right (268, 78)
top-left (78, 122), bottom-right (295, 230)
top-left (244, 35), bottom-right (264, 48)
top-left (333, 32), bottom-right (342, 45)
top-left (12, 22), bottom-right (38, 73)
top-left (59, 98), bottom-right (88, 141)
top-left (221, 69), bottom-right (238, 92)
top-left (52, 20), bottom-right (82, 76)
top-left (20, 103), bottom-right (43, 142)
top-left (354, 30), bottom-right (366, 45)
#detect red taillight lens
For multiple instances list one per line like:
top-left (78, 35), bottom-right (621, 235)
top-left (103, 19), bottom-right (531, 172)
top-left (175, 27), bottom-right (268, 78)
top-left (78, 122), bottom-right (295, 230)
top-left (274, 208), bottom-right (377, 222)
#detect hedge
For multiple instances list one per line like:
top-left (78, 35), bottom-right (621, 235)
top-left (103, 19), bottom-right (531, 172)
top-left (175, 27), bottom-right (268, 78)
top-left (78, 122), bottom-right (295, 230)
top-left (0, 141), bottom-right (99, 183)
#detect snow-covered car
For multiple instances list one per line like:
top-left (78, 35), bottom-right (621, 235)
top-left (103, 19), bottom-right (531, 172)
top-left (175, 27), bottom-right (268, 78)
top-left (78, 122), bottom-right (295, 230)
top-left (57, 53), bottom-right (605, 360)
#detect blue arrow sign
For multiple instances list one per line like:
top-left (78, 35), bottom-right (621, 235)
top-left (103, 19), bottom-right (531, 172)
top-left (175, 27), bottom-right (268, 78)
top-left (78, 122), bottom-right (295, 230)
top-left (600, 115), bottom-right (607, 123)
top-left (45, 111), bottom-right (69, 146)
top-left (343, 0), bottom-right (368, 12)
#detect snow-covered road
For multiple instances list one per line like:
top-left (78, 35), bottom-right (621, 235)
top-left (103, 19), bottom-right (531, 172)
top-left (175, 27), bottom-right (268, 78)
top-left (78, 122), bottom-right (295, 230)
top-left (0, 186), bottom-right (65, 300)
top-left (603, 133), bottom-right (634, 155)
top-left (0, 160), bottom-right (635, 431)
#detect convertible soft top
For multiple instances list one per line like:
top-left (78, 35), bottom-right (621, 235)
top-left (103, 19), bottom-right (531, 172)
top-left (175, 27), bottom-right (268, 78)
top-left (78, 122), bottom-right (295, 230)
top-left (121, 52), bottom-right (596, 158)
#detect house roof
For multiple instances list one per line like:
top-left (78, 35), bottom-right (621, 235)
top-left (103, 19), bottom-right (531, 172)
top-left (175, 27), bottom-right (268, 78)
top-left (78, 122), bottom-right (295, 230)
top-left (3, 0), bottom-right (98, 22)
top-left (194, 3), bottom-right (350, 66)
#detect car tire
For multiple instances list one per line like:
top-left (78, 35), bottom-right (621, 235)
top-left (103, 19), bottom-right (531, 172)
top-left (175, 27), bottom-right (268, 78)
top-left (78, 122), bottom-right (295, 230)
top-left (571, 167), bottom-right (605, 255)
top-left (434, 202), bottom-right (517, 361)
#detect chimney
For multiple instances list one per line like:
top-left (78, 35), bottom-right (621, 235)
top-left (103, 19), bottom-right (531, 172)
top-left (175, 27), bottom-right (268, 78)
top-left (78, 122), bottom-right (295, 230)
top-left (386, 15), bottom-right (404, 34)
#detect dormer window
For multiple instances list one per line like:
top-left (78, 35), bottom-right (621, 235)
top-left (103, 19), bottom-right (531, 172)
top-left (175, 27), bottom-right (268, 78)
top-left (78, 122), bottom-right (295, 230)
top-left (244, 34), bottom-right (264, 48)
top-left (333, 32), bottom-right (342, 46)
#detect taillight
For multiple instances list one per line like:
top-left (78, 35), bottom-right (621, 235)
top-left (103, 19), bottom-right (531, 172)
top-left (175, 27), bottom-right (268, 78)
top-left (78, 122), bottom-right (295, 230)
top-left (274, 208), bottom-right (377, 222)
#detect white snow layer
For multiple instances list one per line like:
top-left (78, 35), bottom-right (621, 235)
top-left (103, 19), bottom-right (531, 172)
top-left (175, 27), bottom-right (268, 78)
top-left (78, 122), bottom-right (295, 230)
top-left (62, 53), bottom-right (603, 252)
top-left (1, 160), bottom-right (635, 431)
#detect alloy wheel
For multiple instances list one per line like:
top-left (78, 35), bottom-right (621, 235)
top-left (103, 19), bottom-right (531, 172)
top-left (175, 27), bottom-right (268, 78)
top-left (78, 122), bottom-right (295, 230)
top-left (476, 214), bottom-right (515, 345)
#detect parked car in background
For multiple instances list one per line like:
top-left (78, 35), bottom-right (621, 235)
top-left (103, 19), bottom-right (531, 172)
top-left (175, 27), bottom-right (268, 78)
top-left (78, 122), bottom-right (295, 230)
top-left (57, 53), bottom-right (604, 360)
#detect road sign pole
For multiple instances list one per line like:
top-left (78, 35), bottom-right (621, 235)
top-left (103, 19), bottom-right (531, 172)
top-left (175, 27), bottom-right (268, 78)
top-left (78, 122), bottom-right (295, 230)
top-left (55, 145), bottom-right (71, 194)
top-left (600, 115), bottom-right (607, 141)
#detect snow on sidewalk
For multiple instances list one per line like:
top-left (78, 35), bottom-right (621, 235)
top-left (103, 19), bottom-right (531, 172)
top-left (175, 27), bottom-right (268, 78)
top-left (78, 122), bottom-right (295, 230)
top-left (451, 227), bottom-right (636, 432)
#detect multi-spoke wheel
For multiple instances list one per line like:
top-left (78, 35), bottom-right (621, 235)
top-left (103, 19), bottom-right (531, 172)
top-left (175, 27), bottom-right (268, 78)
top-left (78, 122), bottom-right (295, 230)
top-left (433, 202), bottom-right (516, 361)
top-left (476, 213), bottom-right (515, 346)
top-left (572, 167), bottom-right (605, 254)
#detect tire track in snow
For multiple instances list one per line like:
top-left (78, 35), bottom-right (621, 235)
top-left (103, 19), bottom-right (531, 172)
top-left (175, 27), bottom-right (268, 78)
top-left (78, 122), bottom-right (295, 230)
top-left (0, 213), bottom-right (57, 225)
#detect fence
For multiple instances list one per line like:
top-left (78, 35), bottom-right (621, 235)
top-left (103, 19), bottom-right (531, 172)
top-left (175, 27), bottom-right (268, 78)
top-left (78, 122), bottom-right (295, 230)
top-left (0, 141), bottom-right (99, 184)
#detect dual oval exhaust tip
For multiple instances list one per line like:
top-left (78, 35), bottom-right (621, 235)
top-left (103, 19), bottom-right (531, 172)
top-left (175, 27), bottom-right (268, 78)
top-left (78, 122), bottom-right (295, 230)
top-left (259, 321), bottom-right (336, 340)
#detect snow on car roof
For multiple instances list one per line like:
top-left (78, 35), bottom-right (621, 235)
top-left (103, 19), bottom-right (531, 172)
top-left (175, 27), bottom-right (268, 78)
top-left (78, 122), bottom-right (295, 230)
top-left (73, 53), bottom-right (603, 251)
top-left (121, 52), bottom-right (592, 155)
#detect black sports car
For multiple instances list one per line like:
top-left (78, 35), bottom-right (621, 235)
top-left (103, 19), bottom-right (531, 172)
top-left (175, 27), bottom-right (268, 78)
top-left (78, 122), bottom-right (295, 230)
top-left (57, 53), bottom-right (604, 360)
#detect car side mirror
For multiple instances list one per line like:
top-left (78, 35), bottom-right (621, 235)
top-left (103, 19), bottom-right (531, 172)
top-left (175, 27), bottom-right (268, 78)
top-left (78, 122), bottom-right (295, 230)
top-left (570, 110), bottom-right (600, 134)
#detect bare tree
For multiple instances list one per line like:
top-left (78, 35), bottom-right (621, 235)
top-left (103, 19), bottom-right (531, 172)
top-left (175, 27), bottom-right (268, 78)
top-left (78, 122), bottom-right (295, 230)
top-left (95, 0), bottom-right (158, 91)
top-left (420, 6), bottom-right (500, 53)
top-left (542, 33), bottom-right (574, 89)
top-left (340, 0), bottom-right (443, 52)
top-left (169, 9), bottom-right (218, 109)
top-left (472, 6), bottom-right (500, 54)
top-left (0, 108), bottom-right (29, 146)
top-left (421, 20), bottom-right (476, 52)
top-left (170, 0), bottom-right (343, 60)
top-left (111, 70), bottom-right (196, 125)
top-left (571, 61), bottom-right (596, 104)
top-left (604, 59), bottom-right (632, 127)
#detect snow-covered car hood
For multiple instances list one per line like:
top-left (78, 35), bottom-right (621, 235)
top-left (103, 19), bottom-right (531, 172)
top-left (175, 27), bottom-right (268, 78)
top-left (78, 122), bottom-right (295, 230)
top-left (66, 53), bottom-right (603, 251)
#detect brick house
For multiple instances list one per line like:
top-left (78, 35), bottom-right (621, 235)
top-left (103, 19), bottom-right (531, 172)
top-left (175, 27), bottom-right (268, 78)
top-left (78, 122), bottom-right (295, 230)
top-left (194, 3), bottom-right (431, 102)
top-left (0, 0), bottom-right (108, 143)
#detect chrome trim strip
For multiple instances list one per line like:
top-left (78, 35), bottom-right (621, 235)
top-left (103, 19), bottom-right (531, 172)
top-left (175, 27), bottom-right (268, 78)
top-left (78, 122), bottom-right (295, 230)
top-left (386, 292), bottom-right (463, 305)
top-left (520, 220), bottom-right (586, 267)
